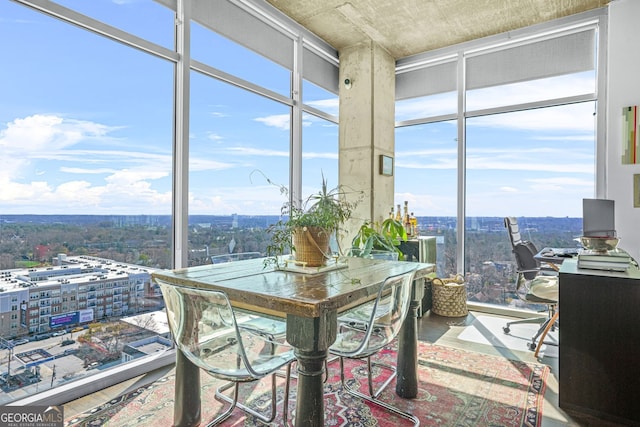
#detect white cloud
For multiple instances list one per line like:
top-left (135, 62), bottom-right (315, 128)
top-left (397, 157), bottom-right (457, 170)
top-left (254, 114), bottom-right (290, 130)
top-left (254, 109), bottom-right (336, 131)
top-left (392, 191), bottom-right (453, 217)
top-left (0, 114), bottom-right (115, 183)
top-left (105, 169), bottom-right (167, 185)
top-left (302, 151), bottom-right (338, 160)
top-left (188, 183), bottom-right (286, 215)
top-left (305, 98), bottom-right (339, 116)
top-left (189, 157), bottom-right (236, 171)
top-left (60, 167), bottom-right (118, 174)
top-left (396, 145), bottom-right (593, 174)
top-left (396, 92), bottom-right (457, 119)
top-left (213, 145), bottom-right (336, 161)
top-left (528, 176), bottom-right (593, 192)
top-left (466, 156), bottom-right (592, 173)
top-left (1, 114), bottom-right (111, 151)
top-left (396, 74), bottom-right (596, 134)
top-left (0, 181), bottom-right (52, 202)
top-left (500, 186), bottom-right (518, 193)
top-left (533, 135), bottom-right (594, 141)
top-left (224, 146), bottom-right (289, 157)
top-left (467, 74), bottom-right (594, 110)
top-left (468, 104), bottom-right (595, 132)
top-left (0, 114), bottom-right (173, 214)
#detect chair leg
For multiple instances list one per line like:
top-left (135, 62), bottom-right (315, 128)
top-left (529, 315), bottom-right (558, 351)
top-left (339, 357), bottom-right (419, 427)
top-left (366, 356), bottom-right (397, 399)
top-left (503, 309), bottom-right (558, 351)
top-left (503, 316), bottom-right (545, 334)
top-left (282, 363), bottom-right (291, 425)
top-left (215, 365), bottom-right (293, 425)
top-left (534, 311), bottom-right (560, 358)
top-left (205, 382), bottom-right (238, 426)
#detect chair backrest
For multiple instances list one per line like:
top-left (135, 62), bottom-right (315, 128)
top-left (504, 216), bottom-right (523, 247)
top-left (156, 279), bottom-right (293, 381)
top-left (331, 267), bottom-right (417, 358)
top-left (504, 217), bottom-right (540, 280)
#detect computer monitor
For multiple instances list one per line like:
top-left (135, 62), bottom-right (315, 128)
top-left (582, 198), bottom-right (616, 237)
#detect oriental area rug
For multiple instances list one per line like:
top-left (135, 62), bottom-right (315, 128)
top-left (65, 341), bottom-right (549, 427)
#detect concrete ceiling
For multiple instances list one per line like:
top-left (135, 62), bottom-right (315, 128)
top-left (266, 0), bottom-right (610, 59)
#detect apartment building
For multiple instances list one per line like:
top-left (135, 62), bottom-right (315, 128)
top-left (0, 255), bottom-right (162, 339)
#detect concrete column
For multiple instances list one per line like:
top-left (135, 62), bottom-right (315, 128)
top-left (338, 41), bottom-right (395, 244)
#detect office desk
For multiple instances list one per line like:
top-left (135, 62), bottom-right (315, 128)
top-left (152, 257), bottom-right (435, 427)
top-left (559, 259), bottom-right (640, 425)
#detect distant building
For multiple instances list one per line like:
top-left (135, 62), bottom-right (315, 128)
top-left (34, 245), bottom-right (52, 263)
top-left (0, 256), bottom-right (163, 339)
top-left (122, 335), bottom-right (173, 363)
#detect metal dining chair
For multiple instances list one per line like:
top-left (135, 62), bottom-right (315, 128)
top-left (329, 267), bottom-right (419, 426)
top-left (157, 280), bottom-right (295, 426)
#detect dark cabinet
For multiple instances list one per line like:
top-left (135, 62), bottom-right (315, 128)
top-left (559, 260), bottom-right (640, 425)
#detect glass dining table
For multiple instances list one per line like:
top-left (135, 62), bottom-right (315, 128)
top-left (151, 256), bottom-right (435, 427)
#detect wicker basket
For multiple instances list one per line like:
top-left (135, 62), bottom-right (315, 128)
top-left (431, 274), bottom-right (468, 317)
top-left (292, 226), bottom-right (331, 267)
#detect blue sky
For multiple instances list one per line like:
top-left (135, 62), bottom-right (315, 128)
top-left (0, 0), bottom-right (596, 218)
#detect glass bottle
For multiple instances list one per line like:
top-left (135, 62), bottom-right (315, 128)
top-left (403, 201), bottom-right (411, 236)
top-left (410, 212), bottom-right (418, 236)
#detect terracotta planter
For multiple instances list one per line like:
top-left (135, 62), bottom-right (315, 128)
top-left (292, 226), bottom-right (331, 267)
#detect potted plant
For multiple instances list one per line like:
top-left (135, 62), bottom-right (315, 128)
top-left (256, 171), bottom-right (361, 268)
top-left (350, 218), bottom-right (408, 260)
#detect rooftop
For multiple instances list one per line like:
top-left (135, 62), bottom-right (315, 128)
top-left (0, 256), bottom-right (154, 293)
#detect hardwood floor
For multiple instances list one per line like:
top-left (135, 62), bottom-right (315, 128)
top-left (64, 309), bottom-right (627, 426)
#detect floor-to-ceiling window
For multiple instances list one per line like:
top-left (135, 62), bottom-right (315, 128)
top-left (188, 22), bottom-right (294, 266)
top-left (463, 26), bottom-right (598, 308)
top-left (1, 0), bottom-right (339, 404)
top-left (188, 72), bottom-right (292, 265)
top-left (0, 0), bottom-right (175, 402)
top-left (395, 60), bottom-right (459, 276)
top-left (0, 2), bottom-right (175, 274)
top-left (182, 1), bottom-right (340, 266)
top-left (301, 115), bottom-right (339, 205)
top-left (302, 80), bottom-right (339, 193)
top-left (465, 102), bottom-right (595, 307)
top-left (395, 13), bottom-right (603, 310)
top-left (394, 120), bottom-right (458, 276)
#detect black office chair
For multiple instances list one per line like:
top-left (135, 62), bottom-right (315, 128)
top-left (503, 217), bottom-right (559, 351)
